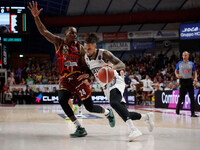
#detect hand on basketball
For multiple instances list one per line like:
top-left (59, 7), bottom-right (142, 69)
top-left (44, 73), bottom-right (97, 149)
top-left (27, 1), bottom-right (43, 17)
top-left (77, 74), bottom-right (89, 81)
top-left (103, 64), bottom-right (112, 69)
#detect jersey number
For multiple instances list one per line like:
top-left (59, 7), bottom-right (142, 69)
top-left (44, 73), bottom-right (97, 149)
top-left (79, 89), bottom-right (86, 97)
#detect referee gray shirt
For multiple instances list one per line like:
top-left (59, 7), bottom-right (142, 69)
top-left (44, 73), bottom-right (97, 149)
top-left (176, 61), bottom-right (196, 79)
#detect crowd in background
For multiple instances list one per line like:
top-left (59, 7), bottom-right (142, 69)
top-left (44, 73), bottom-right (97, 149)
top-left (1, 51), bottom-right (200, 105)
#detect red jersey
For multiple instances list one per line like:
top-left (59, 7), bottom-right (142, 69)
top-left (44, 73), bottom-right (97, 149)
top-left (56, 41), bottom-right (82, 77)
top-left (56, 40), bottom-right (91, 99)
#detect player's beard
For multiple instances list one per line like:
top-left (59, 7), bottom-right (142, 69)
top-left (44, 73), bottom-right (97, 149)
top-left (88, 50), bottom-right (96, 59)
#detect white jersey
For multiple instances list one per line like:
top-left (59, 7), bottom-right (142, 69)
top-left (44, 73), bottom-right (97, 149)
top-left (85, 49), bottom-right (126, 102)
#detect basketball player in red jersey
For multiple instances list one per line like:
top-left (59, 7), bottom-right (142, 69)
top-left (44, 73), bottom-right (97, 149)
top-left (28, 1), bottom-right (115, 137)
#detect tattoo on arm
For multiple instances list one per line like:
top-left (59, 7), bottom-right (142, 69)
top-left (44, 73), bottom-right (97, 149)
top-left (103, 50), bottom-right (120, 64)
top-left (103, 50), bottom-right (125, 70)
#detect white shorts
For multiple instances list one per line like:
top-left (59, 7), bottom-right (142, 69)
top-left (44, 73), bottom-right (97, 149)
top-left (103, 76), bottom-right (126, 103)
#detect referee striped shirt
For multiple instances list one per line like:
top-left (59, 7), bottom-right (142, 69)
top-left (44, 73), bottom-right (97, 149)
top-left (176, 61), bottom-right (196, 79)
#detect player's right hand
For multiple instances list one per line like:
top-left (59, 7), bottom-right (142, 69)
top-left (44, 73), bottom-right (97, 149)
top-left (176, 74), bottom-right (182, 79)
top-left (27, 1), bottom-right (43, 17)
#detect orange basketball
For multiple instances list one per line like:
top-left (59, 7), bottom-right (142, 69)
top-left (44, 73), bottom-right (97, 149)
top-left (98, 66), bottom-right (115, 83)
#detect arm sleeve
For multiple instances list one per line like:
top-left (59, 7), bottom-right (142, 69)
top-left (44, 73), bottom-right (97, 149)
top-left (176, 62), bottom-right (180, 70)
top-left (192, 63), bottom-right (196, 72)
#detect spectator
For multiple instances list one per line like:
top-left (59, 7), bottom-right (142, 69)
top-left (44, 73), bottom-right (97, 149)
top-left (26, 75), bottom-right (34, 85)
top-left (7, 74), bottom-right (16, 86)
top-left (42, 75), bottom-right (48, 84)
top-left (16, 67), bottom-right (24, 83)
top-left (44, 87), bottom-right (50, 93)
top-left (164, 83), bottom-right (173, 91)
top-left (120, 70), bottom-right (132, 105)
top-left (19, 78), bottom-right (26, 85)
top-left (36, 72), bottom-right (42, 82)
top-left (25, 86), bottom-right (34, 104)
top-left (53, 87), bottom-right (57, 93)
top-left (2, 82), bottom-right (9, 94)
top-left (172, 84), bottom-right (177, 90)
top-left (141, 75), bottom-right (154, 105)
top-left (5, 89), bottom-right (13, 104)
top-left (135, 71), bottom-right (141, 81)
top-left (35, 87), bottom-right (41, 93)
top-left (128, 74), bottom-right (139, 92)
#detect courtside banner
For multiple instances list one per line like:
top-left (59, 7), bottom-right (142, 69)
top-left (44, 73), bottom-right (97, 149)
top-left (33, 92), bottom-right (136, 104)
top-left (155, 89), bottom-right (200, 111)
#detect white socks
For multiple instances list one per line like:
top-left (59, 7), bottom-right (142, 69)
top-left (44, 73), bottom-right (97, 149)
top-left (141, 114), bottom-right (148, 121)
top-left (73, 119), bottom-right (81, 128)
top-left (126, 119), bottom-right (137, 131)
top-left (104, 109), bottom-right (109, 116)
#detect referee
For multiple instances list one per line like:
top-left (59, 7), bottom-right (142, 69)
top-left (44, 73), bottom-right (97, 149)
top-left (175, 51), bottom-right (198, 117)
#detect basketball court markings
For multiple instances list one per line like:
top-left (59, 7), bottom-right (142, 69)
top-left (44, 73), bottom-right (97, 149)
top-left (58, 114), bottom-right (103, 119)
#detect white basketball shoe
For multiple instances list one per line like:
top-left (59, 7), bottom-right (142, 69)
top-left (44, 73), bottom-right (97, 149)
top-left (128, 129), bottom-right (142, 142)
top-left (146, 112), bottom-right (154, 132)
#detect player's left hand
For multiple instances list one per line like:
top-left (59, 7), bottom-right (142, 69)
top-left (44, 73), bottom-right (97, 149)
top-left (194, 78), bottom-right (198, 83)
top-left (103, 64), bottom-right (112, 69)
top-left (77, 74), bottom-right (89, 81)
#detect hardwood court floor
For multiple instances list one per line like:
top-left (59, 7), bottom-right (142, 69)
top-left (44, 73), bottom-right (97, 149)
top-left (0, 104), bottom-right (200, 150)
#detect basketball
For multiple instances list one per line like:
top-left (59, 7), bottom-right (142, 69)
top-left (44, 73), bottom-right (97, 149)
top-left (98, 66), bottom-right (114, 83)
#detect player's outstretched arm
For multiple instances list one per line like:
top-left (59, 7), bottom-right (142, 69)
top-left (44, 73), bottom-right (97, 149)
top-left (28, 1), bottom-right (61, 45)
top-left (103, 50), bottom-right (125, 70)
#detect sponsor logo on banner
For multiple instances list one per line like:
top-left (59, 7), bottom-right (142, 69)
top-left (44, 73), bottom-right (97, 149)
top-left (128, 31), bottom-right (153, 39)
top-left (77, 33), bottom-right (102, 41)
top-left (154, 30), bottom-right (179, 39)
top-left (156, 89), bottom-right (200, 110)
top-left (35, 93), bottom-right (43, 103)
top-left (2, 45), bottom-right (7, 67)
top-left (105, 42), bottom-right (130, 51)
top-left (130, 42), bottom-right (155, 50)
top-left (180, 23), bottom-right (200, 40)
top-left (103, 32), bottom-right (128, 41)
top-left (42, 96), bottom-right (59, 103)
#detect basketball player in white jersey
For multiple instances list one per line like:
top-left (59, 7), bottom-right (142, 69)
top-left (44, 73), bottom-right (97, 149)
top-left (78, 33), bottom-right (154, 142)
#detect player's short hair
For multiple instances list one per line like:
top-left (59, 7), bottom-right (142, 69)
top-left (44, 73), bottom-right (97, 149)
top-left (85, 33), bottom-right (99, 44)
top-left (65, 26), bottom-right (76, 34)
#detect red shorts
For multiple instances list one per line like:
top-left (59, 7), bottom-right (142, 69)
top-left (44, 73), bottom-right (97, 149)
top-left (59, 73), bottom-right (91, 100)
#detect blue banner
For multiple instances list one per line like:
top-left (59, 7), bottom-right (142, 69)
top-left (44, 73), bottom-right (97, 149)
top-left (130, 42), bottom-right (155, 50)
top-left (97, 42), bottom-right (106, 49)
top-left (180, 23), bottom-right (200, 40)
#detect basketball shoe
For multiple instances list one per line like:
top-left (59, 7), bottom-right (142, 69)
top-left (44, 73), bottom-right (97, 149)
top-left (128, 129), bottom-right (142, 142)
top-left (70, 126), bottom-right (87, 137)
top-left (146, 112), bottom-right (154, 132)
top-left (105, 108), bottom-right (116, 127)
